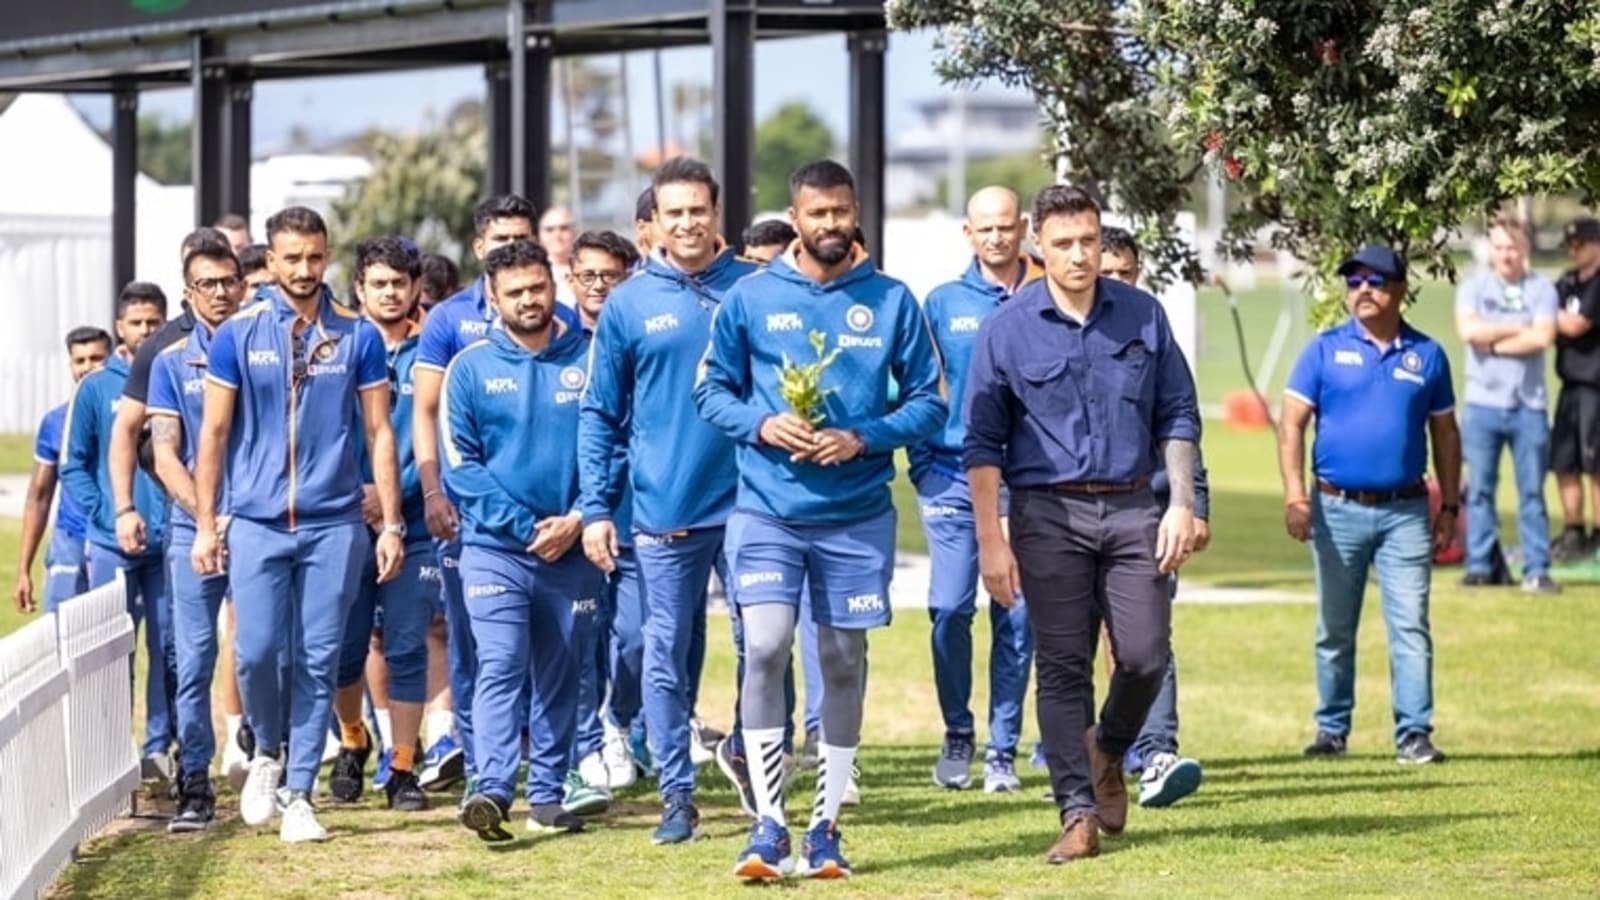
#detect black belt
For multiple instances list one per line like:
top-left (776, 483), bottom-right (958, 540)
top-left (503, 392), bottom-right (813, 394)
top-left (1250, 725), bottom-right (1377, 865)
top-left (1047, 476), bottom-right (1151, 495)
top-left (1317, 480), bottom-right (1428, 506)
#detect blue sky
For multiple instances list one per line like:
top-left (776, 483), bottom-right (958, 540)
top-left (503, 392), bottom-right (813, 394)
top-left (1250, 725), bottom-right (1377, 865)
top-left (73, 30), bottom-right (1024, 155)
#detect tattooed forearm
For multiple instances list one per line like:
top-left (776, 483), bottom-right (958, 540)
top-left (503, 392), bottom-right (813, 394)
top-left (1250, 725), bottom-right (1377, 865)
top-left (149, 415), bottom-right (199, 518)
top-left (150, 415), bottom-right (181, 449)
top-left (1161, 438), bottom-right (1196, 510)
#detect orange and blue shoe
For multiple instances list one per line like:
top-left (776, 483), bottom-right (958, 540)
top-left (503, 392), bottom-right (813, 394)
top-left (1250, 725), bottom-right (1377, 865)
top-left (799, 819), bottom-right (851, 879)
top-left (733, 815), bottom-right (793, 880)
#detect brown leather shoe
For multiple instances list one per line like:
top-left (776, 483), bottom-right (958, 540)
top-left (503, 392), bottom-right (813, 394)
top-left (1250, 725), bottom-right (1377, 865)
top-left (1085, 725), bottom-right (1127, 835)
top-left (1045, 812), bottom-right (1100, 864)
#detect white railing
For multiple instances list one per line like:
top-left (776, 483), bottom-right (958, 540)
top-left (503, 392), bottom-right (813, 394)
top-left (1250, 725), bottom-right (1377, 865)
top-left (0, 572), bottom-right (136, 900)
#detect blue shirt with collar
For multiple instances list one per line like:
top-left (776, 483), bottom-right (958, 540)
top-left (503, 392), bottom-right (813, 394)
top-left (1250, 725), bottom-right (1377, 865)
top-left (578, 247), bottom-right (756, 533)
top-left (440, 322), bottom-right (592, 554)
top-left (1285, 317), bottom-right (1455, 492)
top-left (146, 323), bottom-right (227, 537)
top-left (349, 320), bottom-right (429, 543)
top-left (962, 276), bottom-right (1201, 488)
top-left (694, 249), bottom-right (948, 524)
top-left (206, 285), bottom-right (388, 529)
top-left (34, 404), bottom-right (88, 541)
top-left (59, 353), bottom-right (168, 556)
top-left (912, 255), bottom-right (1044, 478)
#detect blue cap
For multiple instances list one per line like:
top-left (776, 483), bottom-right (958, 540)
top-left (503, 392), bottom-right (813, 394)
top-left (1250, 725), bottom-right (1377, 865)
top-left (1337, 244), bottom-right (1406, 280)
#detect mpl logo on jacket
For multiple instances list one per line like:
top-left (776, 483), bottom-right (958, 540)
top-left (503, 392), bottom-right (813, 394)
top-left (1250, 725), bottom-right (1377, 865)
top-left (766, 312), bottom-right (803, 332)
top-left (484, 377), bottom-right (518, 395)
top-left (556, 366), bottom-right (586, 403)
top-left (460, 320), bottom-right (489, 337)
top-left (949, 315), bottom-right (982, 333)
top-left (644, 312), bottom-right (680, 334)
top-left (572, 597), bottom-right (598, 615)
top-left (248, 349), bottom-right (282, 367)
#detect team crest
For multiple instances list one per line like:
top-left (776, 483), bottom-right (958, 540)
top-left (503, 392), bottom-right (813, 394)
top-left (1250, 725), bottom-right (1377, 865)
top-left (560, 366), bottom-right (587, 390)
top-left (1401, 351), bottom-right (1421, 373)
top-left (846, 304), bottom-right (873, 333)
top-left (313, 341), bottom-right (338, 363)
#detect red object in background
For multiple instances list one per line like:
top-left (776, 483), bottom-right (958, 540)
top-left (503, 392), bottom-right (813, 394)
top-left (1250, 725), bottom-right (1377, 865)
top-left (1222, 389), bottom-right (1271, 429)
top-left (1427, 477), bottom-right (1465, 565)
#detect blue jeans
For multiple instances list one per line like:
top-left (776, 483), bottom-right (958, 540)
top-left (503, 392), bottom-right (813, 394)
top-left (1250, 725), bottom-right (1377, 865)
top-left (87, 543), bottom-right (174, 757)
top-left (1462, 403), bottom-right (1551, 578)
top-left (1310, 494), bottom-right (1435, 743)
top-left (166, 534), bottom-right (230, 776)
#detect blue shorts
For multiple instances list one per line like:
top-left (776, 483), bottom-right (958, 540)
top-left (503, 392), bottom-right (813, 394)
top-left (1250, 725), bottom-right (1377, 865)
top-left (725, 507), bottom-right (896, 629)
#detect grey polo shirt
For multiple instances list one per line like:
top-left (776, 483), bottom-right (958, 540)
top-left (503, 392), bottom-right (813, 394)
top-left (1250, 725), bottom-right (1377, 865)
top-left (1456, 270), bottom-right (1557, 410)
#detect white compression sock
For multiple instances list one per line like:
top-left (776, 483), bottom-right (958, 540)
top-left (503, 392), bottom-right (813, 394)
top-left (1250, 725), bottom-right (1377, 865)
top-left (743, 727), bottom-right (788, 827)
top-left (374, 708), bottom-right (393, 748)
top-left (812, 743), bottom-right (858, 829)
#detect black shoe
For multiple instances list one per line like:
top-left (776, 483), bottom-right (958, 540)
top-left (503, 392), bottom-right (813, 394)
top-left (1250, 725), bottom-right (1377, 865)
top-left (238, 723), bottom-right (257, 759)
top-left (1396, 731), bottom-right (1445, 764)
top-left (1459, 572), bottom-right (1491, 587)
top-left (529, 802), bottom-right (585, 833)
top-left (167, 771), bottom-right (216, 834)
top-left (385, 768), bottom-right (430, 812)
top-left (1552, 528), bottom-right (1588, 563)
top-left (1302, 730), bottom-right (1347, 757)
top-left (1521, 574), bottom-right (1562, 595)
top-left (714, 735), bottom-right (759, 819)
top-left (329, 727), bottom-right (373, 803)
top-left (460, 792), bottom-right (514, 843)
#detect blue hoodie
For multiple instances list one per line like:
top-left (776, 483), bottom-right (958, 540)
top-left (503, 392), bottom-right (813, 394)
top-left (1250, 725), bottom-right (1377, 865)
top-left (59, 353), bottom-right (168, 556)
top-left (206, 285), bottom-right (388, 529)
top-left (578, 248), bottom-right (756, 533)
top-left (694, 249), bottom-right (948, 523)
top-left (146, 323), bottom-right (229, 538)
top-left (911, 255), bottom-right (1044, 478)
top-left (440, 322), bottom-right (592, 553)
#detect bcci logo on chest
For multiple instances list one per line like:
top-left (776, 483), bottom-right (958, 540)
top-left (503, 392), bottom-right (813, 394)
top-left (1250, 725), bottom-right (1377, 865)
top-left (555, 366), bottom-right (586, 403)
top-left (840, 304), bottom-right (884, 349)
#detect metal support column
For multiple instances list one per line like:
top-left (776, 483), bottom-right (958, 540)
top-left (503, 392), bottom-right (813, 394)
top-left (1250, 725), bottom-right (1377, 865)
top-left (192, 36), bottom-right (225, 226)
top-left (711, 0), bottom-right (755, 240)
top-left (221, 74), bottom-right (252, 220)
top-left (509, 1), bottom-right (552, 206)
top-left (485, 61), bottom-right (512, 197)
top-left (111, 83), bottom-right (138, 300)
top-left (849, 30), bottom-right (887, 263)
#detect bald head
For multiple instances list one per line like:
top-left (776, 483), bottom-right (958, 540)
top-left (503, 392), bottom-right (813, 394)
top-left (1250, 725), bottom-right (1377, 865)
top-left (963, 185), bottom-right (1025, 277)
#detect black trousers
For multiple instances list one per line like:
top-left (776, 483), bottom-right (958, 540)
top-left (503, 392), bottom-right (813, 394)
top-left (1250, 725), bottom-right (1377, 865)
top-left (1011, 487), bottom-right (1172, 817)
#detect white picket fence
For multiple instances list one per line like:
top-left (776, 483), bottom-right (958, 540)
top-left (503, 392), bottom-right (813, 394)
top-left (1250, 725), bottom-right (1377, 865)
top-left (0, 572), bottom-right (138, 900)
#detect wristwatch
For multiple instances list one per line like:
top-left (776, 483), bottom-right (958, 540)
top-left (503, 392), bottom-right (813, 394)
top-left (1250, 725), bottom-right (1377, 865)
top-left (381, 522), bottom-right (406, 536)
top-left (115, 505), bottom-right (138, 518)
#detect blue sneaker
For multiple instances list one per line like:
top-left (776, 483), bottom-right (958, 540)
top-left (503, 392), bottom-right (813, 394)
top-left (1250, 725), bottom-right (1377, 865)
top-left (733, 815), bottom-right (793, 880)
top-left (419, 734), bottom-right (465, 791)
top-left (1030, 740), bottom-right (1047, 769)
top-left (799, 819), bottom-right (851, 878)
top-left (1137, 752), bottom-right (1202, 808)
top-left (372, 747), bottom-right (394, 791)
top-left (651, 791), bottom-right (700, 845)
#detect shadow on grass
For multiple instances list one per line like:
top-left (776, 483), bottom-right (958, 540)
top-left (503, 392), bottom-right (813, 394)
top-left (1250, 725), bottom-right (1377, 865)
top-left (62, 815), bottom-right (237, 900)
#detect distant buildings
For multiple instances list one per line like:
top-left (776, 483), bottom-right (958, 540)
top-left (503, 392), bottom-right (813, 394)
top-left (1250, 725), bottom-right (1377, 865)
top-left (886, 91), bottom-right (1042, 212)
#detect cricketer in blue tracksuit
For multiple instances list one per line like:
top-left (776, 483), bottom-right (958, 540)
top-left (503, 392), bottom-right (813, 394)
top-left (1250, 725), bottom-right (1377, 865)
top-left (911, 256), bottom-right (1044, 763)
top-left (441, 322), bottom-right (603, 811)
top-left (33, 404), bottom-right (90, 612)
top-left (147, 325), bottom-right (233, 779)
top-left (339, 320), bottom-right (435, 716)
top-left (417, 275), bottom-right (581, 778)
top-left (60, 352), bottom-right (175, 758)
top-left (577, 247), bottom-right (756, 805)
top-left (204, 285), bottom-right (390, 794)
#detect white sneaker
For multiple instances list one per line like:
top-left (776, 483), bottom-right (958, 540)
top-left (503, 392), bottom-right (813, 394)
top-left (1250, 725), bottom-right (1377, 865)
top-left (689, 718), bottom-right (722, 767)
top-left (578, 750), bottom-right (610, 790)
top-left (223, 732), bottom-right (251, 793)
top-left (321, 730), bottom-right (341, 764)
top-left (601, 728), bottom-right (637, 790)
top-left (841, 764), bottom-right (861, 806)
top-left (279, 796), bottom-right (329, 843)
top-left (240, 756), bottom-right (285, 827)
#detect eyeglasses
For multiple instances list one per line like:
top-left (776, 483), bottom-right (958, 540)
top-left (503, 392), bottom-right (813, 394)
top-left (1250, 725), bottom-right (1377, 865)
top-left (573, 270), bottom-right (624, 287)
top-left (1345, 273), bottom-right (1389, 288)
top-left (387, 361), bottom-right (400, 410)
top-left (189, 275), bottom-right (242, 294)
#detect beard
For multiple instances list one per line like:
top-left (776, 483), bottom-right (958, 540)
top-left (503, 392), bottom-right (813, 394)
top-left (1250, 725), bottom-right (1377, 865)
top-left (504, 309), bottom-right (551, 336)
top-left (803, 229), bottom-right (852, 266)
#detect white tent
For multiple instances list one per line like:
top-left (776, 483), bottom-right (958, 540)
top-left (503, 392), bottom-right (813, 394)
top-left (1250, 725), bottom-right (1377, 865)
top-left (0, 94), bottom-right (193, 432)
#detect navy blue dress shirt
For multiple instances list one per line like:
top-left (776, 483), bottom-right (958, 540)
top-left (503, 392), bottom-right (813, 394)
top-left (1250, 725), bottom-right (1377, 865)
top-left (961, 276), bottom-right (1200, 488)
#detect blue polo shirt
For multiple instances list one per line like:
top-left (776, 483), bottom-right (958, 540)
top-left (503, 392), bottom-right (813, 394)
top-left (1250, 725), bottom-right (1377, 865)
top-left (146, 324), bottom-right (226, 537)
top-left (962, 277), bottom-right (1200, 487)
top-left (1284, 318), bottom-right (1455, 492)
top-left (415, 274), bottom-right (579, 375)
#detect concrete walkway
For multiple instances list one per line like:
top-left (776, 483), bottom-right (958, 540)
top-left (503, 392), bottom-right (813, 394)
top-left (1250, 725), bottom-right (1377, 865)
top-left (0, 473), bottom-right (29, 519)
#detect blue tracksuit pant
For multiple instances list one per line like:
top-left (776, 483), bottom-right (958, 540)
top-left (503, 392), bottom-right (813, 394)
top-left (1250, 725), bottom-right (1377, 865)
top-left (43, 528), bottom-right (88, 614)
top-left (166, 533), bottom-right (230, 776)
top-left (88, 543), bottom-right (174, 757)
top-left (435, 537), bottom-right (477, 774)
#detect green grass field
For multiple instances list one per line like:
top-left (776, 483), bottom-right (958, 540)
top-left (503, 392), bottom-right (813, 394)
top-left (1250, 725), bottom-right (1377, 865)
top-left (5, 277), bottom-right (1599, 896)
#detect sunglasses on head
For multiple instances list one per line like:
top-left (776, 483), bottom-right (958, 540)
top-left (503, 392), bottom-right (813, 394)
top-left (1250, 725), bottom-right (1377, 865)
top-left (1345, 273), bottom-right (1389, 288)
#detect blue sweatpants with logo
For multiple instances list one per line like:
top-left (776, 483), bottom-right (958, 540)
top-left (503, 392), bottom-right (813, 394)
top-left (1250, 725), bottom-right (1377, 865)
top-left (915, 467), bottom-right (1033, 756)
top-left (166, 532), bottom-right (230, 776)
top-left (600, 548), bottom-right (643, 733)
top-left (461, 544), bottom-right (603, 807)
top-left (43, 528), bottom-right (89, 614)
top-left (636, 527), bottom-right (722, 800)
top-left (338, 538), bottom-right (437, 704)
top-left (435, 537), bottom-right (477, 774)
top-left (88, 543), bottom-right (174, 757)
top-left (229, 518), bottom-right (368, 793)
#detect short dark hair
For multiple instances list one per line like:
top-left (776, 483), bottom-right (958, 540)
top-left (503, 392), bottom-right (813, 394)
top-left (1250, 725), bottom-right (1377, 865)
top-left (635, 187), bottom-right (656, 223)
top-left (238, 243), bottom-right (269, 276)
top-left (1032, 185), bottom-right (1101, 229)
top-left (572, 230), bottom-right (637, 271)
top-left (652, 157), bottom-right (719, 206)
top-left (65, 326), bottom-right (113, 353)
top-left (213, 212), bottom-right (249, 233)
top-left (354, 236), bottom-right (422, 284)
top-left (181, 227), bottom-right (229, 260)
top-left (742, 219), bottom-right (796, 251)
top-left (1100, 225), bottom-right (1139, 261)
top-left (788, 160), bottom-right (855, 199)
top-left (473, 194), bottom-right (537, 236)
top-left (182, 236), bottom-right (240, 283)
top-left (419, 253), bottom-right (462, 300)
top-left (265, 206), bottom-right (328, 243)
top-left (483, 239), bottom-right (551, 284)
top-left (116, 281), bottom-right (168, 318)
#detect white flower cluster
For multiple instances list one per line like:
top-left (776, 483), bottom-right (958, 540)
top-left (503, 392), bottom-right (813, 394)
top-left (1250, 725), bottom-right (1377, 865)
top-left (1366, 22), bottom-right (1402, 70)
top-left (1253, 17), bottom-right (1277, 38)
